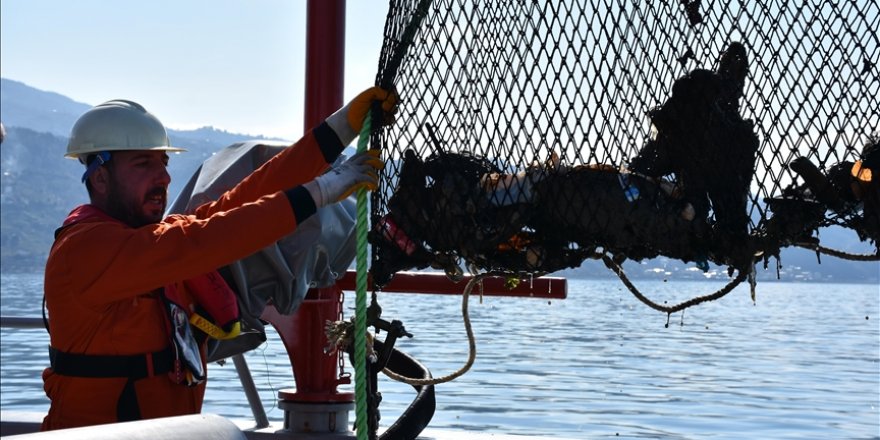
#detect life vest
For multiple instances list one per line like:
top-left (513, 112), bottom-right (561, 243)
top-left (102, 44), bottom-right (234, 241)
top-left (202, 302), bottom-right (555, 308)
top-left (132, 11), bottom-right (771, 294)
top-left (165, 271), bottom-right (241, 341)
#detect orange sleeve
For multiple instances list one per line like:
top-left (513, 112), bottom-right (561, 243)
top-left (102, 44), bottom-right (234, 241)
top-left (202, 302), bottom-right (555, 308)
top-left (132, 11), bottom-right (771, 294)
top-left (191, 122), bottom-right (345, 219)
top-left (48, 192), bottom-right (297, 309)
top-left (47, 122), bottom-right (348, 309)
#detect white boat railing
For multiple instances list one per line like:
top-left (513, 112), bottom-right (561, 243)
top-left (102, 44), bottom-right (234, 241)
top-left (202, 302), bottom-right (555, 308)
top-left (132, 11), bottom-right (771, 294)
top-left (0, 316), bottom-right (270, 430)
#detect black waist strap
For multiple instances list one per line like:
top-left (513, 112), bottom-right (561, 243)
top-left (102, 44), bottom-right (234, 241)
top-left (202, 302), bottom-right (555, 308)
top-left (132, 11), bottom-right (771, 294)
top-left (48, 345), bottom-right (174, 379)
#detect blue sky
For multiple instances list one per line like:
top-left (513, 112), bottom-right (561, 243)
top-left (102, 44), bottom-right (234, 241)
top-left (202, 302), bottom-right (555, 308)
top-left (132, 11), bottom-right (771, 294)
top-left (0, 1), bottom-right (388, 141)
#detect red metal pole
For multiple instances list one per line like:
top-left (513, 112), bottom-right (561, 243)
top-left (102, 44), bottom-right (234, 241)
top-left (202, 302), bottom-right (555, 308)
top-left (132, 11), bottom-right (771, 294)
top-left (299, 0), bottom-right (349, 401)
top-left (261, 0), bottom-right (353, 424)
top-left (304, 0), bottom-right (346, 130)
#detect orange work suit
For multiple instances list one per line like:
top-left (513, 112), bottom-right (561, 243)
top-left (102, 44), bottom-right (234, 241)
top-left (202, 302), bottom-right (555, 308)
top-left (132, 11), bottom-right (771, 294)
top-left (41, 124), bottom-right (346, 430)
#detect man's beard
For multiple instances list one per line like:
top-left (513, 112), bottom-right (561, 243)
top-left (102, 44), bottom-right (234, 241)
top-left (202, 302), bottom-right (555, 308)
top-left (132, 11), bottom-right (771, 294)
top-left (106, 180), bottom-right (166, 228)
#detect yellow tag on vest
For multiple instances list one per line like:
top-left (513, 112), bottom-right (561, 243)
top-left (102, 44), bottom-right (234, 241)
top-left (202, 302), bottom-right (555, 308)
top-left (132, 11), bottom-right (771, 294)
top-left (189, 313), bottom-right (241, 340)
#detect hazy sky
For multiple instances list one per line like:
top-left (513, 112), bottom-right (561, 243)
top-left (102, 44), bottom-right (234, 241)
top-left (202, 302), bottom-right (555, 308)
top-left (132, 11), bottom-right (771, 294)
top-left (0, 0), bottom-right (388, 141)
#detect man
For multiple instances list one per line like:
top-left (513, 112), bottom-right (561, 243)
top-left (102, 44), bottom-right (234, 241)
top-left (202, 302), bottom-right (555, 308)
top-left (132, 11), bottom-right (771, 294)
top-left (41, 87), bottom-right (397, 430)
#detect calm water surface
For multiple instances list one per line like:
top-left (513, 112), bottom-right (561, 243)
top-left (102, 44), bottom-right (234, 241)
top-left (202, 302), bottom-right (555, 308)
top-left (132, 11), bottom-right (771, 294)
top-left (2, 272), bottom-right (878, 439)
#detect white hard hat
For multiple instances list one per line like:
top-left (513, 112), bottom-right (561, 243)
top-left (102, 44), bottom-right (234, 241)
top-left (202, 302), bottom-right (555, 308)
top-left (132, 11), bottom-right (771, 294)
top-left (66, 99), bottom-right (186, 162)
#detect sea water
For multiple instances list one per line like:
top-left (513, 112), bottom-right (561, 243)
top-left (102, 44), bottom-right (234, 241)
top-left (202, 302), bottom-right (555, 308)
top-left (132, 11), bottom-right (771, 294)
top-left (2, 272), bottom-right (878, 439)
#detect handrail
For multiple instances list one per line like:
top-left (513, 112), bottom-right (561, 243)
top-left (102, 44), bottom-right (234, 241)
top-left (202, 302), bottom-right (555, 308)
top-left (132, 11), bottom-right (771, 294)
top-left (0, 316), bottom-right (44, 329)
top-left (0, 316), bottom-right (269, 430)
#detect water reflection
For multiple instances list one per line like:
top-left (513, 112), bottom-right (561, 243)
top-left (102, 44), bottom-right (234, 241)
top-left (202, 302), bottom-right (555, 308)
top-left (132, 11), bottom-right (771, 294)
top-left (2, 273), bottom-right (878, 439)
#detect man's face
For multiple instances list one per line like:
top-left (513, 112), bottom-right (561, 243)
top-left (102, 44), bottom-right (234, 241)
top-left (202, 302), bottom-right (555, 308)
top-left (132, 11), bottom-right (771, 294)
top-left (103, 150), bottom-right (171, 227)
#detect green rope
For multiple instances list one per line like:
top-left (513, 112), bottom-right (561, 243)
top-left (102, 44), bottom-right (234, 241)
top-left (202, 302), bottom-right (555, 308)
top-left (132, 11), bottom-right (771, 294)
top-left (353, 114), bottom-right (372, 440)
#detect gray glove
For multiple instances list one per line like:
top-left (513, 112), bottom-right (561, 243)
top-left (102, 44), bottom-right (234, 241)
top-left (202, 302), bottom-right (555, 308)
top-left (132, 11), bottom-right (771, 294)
top-left (304, 150), bottom-right (383, 208)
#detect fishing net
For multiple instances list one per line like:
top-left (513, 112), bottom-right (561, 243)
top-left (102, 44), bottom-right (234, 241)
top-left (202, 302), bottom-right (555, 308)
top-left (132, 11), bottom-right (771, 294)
top-left (367, 0), bottom-right (880, 288)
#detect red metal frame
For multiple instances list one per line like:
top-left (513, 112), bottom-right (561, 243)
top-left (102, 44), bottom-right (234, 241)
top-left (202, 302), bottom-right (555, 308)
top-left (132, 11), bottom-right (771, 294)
top-left (337, 271), bottom-right (567, 299)
top-left (262, 0), bottom-right (568, 406)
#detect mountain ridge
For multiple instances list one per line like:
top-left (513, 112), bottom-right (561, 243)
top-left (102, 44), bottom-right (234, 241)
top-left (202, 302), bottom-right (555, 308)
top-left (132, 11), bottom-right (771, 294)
top-left (0, 78), bottom-right (277, 272)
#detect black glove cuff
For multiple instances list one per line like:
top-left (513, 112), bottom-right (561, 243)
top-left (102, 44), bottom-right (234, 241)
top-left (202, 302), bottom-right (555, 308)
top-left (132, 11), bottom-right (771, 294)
top-left (313, 121), bottom-right (345, 163)
top-left (284, 185), bottom-right (317, 225)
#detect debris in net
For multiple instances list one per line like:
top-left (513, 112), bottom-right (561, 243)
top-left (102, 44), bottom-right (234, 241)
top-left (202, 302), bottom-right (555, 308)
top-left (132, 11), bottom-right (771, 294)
top-left (370, 42), bottom-right (763, 287)
top-left (628, 41), bottom-right (759, 272)
top-left (764, 136), bottom-right (880, 250)
top-left (370, 149), bottom-right (721, 287)
top-left (681, 0), bottom-right (703, 26)
top-left (369, 149), bottom-right (538, 287)
top-left (677, 48), bottom-right (695, 67)
top-left (863, 58), bottom-right (876, 75)
top-left (853, 138), bottom-right (880, 245)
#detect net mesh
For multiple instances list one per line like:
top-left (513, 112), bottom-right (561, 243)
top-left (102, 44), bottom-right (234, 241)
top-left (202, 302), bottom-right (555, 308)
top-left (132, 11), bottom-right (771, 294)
top-left (368, 0), bottom-right (879, 287)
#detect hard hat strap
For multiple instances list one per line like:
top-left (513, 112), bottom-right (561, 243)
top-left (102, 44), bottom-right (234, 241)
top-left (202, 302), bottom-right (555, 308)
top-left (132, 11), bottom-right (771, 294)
top-left (81, 151), bottom-right (112, 183)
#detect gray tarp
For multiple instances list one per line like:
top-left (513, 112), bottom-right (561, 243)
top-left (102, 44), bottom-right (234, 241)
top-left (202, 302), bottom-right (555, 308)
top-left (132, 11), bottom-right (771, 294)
top-left (168, 141), bottom-right (357, 359)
